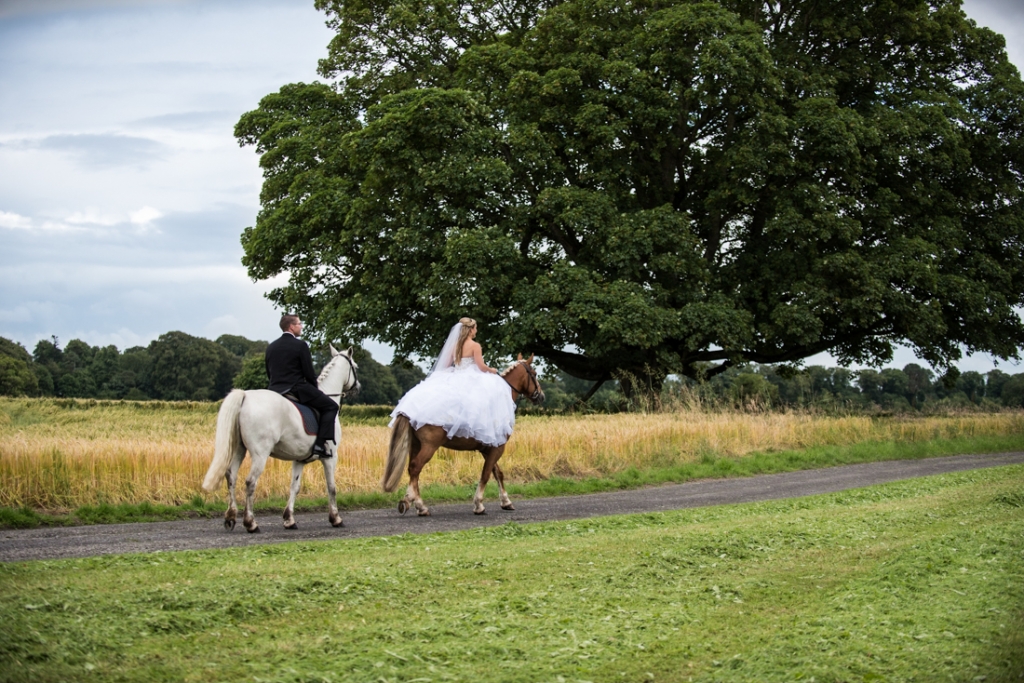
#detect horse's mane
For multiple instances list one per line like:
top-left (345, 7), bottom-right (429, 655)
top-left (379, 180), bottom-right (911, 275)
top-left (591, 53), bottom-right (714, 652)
top-left (317, 353), bottom-right (341, 384)
top-left (499, 360), bottom-right (523, 378)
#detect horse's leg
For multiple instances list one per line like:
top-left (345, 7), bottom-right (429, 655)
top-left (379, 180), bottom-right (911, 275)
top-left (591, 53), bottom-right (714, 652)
top-left (321, 456), bottom-right (343, 527)
top-left (242, 452), bottom-right (269, 533)
top-left (283, 461), bottom-right (304, 530)
top-left (403, 439), bottom-right (439, 517)
top-left (492, 462), bottom-right (515, 511)
top-left (473, 446), bottom-right (505, 515)
top-left (223, 440), bottom-right (247, 531)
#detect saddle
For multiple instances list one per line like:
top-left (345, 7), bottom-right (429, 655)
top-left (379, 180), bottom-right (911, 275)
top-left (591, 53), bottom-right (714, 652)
top-left (282, 394), bottom-right (319, 436)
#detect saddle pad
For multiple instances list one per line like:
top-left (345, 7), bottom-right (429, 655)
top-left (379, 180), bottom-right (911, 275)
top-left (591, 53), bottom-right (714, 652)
top-left (288, 400), bottom-right (319, 436)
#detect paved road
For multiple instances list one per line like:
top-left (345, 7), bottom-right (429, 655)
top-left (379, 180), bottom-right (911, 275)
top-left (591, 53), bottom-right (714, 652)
top-left (3, 452), bottom-right (1022, 563)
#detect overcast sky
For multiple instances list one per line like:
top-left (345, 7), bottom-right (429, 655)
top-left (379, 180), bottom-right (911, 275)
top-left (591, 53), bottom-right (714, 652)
top-left (1, 0), bottom-right (1022, 374)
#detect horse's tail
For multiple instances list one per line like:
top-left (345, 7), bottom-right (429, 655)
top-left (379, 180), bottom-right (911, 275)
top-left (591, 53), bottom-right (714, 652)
top-left (382, 414), bottom-right (412, 492)
top-left (202, 389), bottom-right (246, 492)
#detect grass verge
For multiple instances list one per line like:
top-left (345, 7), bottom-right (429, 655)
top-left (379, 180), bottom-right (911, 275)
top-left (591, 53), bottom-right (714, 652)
top-left (1, 465), bottom-right (1022, 682)
top-left (3, 432), bottom-right (1022, 528)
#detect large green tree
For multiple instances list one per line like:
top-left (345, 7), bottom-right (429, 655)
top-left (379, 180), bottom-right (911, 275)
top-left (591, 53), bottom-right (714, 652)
top-left (236, 0), bottom-right (1024, 393)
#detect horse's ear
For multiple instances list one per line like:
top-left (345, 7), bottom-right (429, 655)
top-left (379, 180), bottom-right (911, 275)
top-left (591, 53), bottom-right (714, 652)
top-left (330, 344), bottom-right (340, 357)
top-left (346, 346), bottom-right (354, 357)
top-left (528, 354), bottom-right (534, 364)
top-left (517, 353), bottom-right (523, 360)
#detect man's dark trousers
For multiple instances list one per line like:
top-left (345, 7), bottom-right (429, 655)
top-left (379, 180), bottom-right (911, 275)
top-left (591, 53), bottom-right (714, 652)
top-left (290, 382), bottom-right (338, 448)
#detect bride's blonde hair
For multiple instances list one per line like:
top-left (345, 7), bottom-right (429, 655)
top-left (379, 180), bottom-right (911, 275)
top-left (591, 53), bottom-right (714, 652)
top-left (454, 317), bottom-right (477, 362)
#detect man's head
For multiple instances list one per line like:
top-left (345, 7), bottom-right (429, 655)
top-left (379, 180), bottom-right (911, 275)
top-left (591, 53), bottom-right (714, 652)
top-left (279, 314), bottom-right (303, 337)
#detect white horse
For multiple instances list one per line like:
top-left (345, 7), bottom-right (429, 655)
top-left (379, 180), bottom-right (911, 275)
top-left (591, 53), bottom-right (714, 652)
top-left (201, 345), bottom-right (360, 533)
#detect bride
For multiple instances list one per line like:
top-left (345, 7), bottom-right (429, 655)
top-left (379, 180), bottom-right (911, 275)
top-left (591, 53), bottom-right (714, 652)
top-left (389, 317), bottom-right (517, 447)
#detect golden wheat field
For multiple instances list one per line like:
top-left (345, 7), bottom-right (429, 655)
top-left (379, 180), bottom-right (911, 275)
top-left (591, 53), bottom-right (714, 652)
top-left (2, 396), bottom-right (1023, 510)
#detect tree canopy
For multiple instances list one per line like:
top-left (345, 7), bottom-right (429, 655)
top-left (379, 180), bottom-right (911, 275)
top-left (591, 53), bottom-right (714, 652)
top-left (0, 338), bottom-right (39, 397)
top-left (236, 0), bottom-right (1024, 391)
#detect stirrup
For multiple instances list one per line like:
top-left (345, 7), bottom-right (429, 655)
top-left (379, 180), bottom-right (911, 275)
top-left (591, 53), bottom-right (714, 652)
top-left (301, 444), bottom-right (330, 464)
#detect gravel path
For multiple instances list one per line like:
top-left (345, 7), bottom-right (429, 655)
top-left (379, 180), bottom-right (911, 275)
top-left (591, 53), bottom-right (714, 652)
top-left (3, 451), bottom-right (1022, 563)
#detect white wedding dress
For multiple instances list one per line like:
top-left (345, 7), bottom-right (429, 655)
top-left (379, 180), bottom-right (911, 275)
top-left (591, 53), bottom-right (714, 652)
top-left (390, 358), bottom-right (517, 446)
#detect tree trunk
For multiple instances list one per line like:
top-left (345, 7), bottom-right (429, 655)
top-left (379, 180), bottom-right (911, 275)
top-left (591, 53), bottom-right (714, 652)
top-left (616, 367), bottom-right (665, 410)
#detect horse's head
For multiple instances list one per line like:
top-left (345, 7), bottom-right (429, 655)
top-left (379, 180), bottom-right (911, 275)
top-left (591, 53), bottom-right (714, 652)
top-left (318, 345), bottom-right (361, 401)
top-left (501, 353), bottom-right (545, 405)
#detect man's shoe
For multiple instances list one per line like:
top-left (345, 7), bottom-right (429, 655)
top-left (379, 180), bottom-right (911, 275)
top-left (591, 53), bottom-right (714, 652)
top-left (311, 443), bottom-right (332, 460)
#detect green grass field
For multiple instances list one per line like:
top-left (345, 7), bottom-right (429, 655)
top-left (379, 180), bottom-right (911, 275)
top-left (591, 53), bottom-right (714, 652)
top-left (2, 464), bottom-right (1022, 682)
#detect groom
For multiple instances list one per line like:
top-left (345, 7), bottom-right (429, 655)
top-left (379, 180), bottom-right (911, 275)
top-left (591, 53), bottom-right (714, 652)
top-left (264, 314), bottom-right (337, 459)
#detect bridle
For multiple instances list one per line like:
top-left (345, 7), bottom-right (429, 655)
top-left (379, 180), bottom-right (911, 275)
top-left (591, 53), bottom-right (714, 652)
top-left (503, 360), bottom-right (543, 403)
top-left (322, 353), bottom-right (360, 399)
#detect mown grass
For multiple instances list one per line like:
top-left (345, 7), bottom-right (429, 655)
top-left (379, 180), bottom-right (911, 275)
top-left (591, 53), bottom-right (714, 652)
top-left (2, 395), bottom-right (1024, 526)
top-left (1, 465), bottom-right (1022, 682)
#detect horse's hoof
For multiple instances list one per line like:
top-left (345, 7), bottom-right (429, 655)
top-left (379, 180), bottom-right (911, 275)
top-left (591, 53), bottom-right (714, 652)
top-left (246, 526), bottom-right (261, 534)
top-left (224, 519), bottom-right (235, 531)
top-left (474, 510), bottom-right (487, 516)
top-left (284, 523), bottom-right (298, 530)
top-left (501, 504), bottom-right (516, 511)
top-left (398, 500), bottom-right (408, 515)
top-left (417, 509), bottom-right (431, 517)
top-left (331, 519), bottom-right (345, 528)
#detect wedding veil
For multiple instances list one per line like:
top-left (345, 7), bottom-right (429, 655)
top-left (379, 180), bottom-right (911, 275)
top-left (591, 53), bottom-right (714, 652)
top-left (429, 322), bottom-right (464, 376)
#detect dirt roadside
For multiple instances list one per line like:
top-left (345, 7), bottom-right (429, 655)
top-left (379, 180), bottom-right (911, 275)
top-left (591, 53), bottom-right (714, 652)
top-left (3, 451), bottom-right (1022, 563)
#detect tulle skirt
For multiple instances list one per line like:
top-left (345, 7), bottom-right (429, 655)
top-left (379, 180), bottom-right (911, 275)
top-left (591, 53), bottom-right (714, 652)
top-left (390, 365), bottom-right (516, 446)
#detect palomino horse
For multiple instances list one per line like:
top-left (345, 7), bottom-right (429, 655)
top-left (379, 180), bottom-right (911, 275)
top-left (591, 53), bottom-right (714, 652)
top-left (382, 354), bottom-right (544, 516)
top-left (201, 345), bottom-right (360, 533)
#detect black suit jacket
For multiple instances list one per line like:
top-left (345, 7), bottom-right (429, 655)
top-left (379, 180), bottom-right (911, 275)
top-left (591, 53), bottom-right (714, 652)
top-left (265, 333), bottom-right (318, 393)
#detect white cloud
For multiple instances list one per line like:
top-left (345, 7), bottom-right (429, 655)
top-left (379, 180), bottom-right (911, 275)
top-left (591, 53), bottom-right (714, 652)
top-left (0, 210), bottom-right (31, 229)
top-left (1, 206), bottom-right (167, 235)
top-left (66, 208), bottom-right (122, 226)
top-left (0, 210), bottom-right (94, 234)
top-left (129, 205), bottom-right (162, 225)
top-left (36, 220), bottom-right (91, 234)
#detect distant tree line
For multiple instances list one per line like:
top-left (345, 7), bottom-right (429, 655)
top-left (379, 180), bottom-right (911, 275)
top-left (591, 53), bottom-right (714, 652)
top-left (0, 333), bottom-right (423, 404)
top-left (539, 363), bottom-right (1024, 413)
top-left (705, 364), bottom-right (1024, 413)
